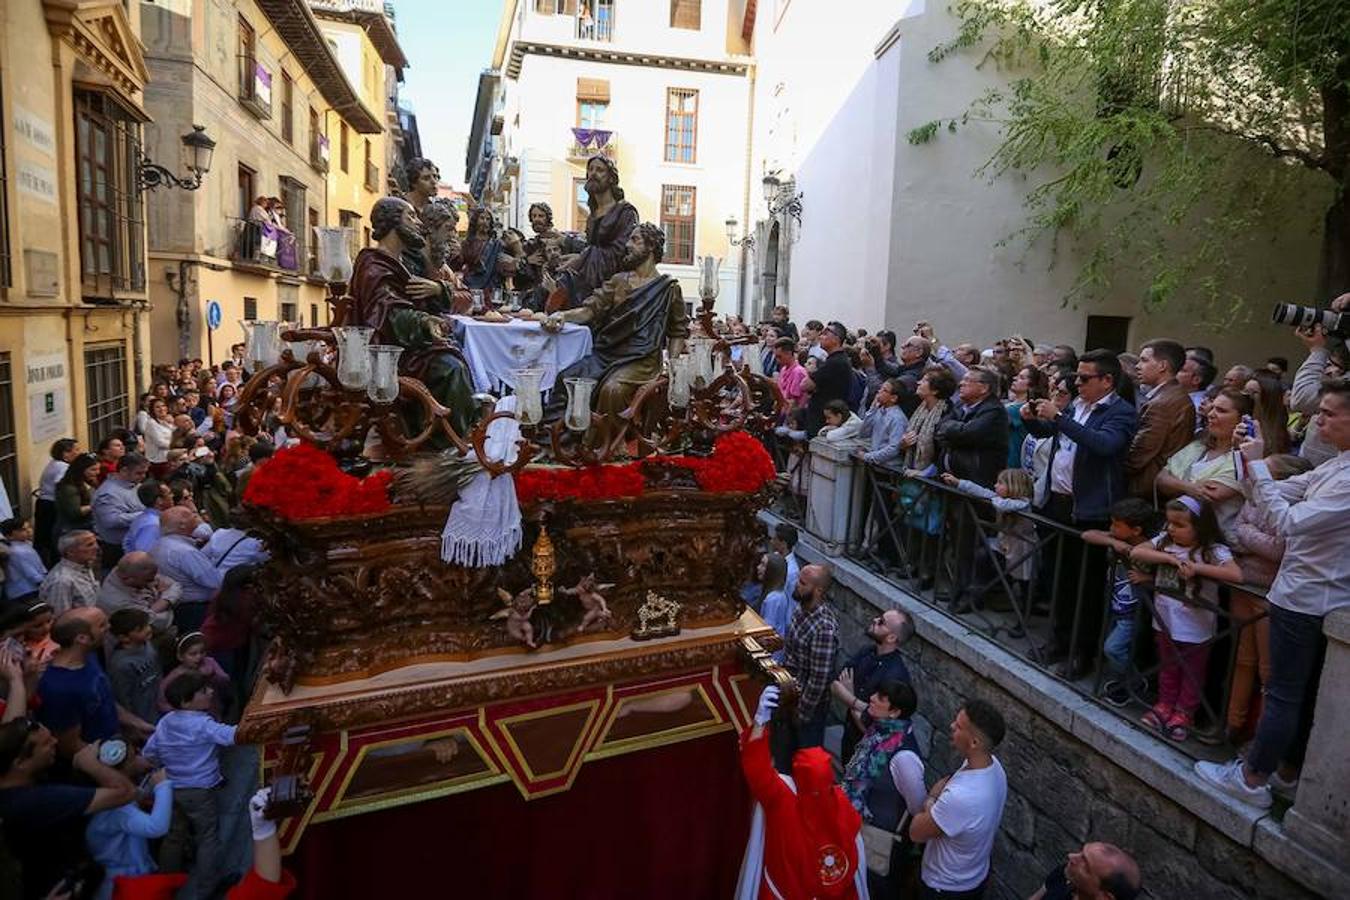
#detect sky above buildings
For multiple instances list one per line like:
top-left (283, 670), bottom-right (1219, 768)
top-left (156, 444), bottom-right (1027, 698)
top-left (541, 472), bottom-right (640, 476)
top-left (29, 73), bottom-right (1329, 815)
top-left (395, 0), bottom-right (501, 189)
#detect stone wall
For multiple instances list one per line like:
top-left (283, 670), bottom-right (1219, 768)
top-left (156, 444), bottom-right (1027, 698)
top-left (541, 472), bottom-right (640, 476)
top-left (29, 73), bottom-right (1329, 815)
top-left (823, 568), bottom-right (1326, 899)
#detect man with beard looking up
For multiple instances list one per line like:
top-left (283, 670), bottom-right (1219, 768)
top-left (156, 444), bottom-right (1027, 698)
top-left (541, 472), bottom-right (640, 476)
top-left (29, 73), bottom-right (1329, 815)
top-left (405, 197), bottom-right (471, 314)
top-left (544, 223), bottom-right (688, 417)
top-left (548, 155), bottom-right (639, 310)
top-left (343, 197), bottom-right (475, 435)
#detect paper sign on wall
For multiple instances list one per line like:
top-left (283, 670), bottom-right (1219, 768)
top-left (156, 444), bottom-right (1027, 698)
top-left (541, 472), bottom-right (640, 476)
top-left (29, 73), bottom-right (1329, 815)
top-left (26, 352), bottom-right (71, 444)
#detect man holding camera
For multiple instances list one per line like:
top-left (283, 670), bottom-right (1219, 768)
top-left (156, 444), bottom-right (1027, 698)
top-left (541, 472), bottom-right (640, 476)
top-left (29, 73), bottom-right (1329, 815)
top-left (1023, 350), bottom-right (1137, 676)
top-left (1290, 293), bottom-right (1349, 466)
top-left (1196, 377), bottom-right (1350, 808)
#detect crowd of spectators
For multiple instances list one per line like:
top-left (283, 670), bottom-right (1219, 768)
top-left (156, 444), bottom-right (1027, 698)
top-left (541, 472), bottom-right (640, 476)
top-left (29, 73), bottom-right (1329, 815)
top-left (0, 352), bottom-right (285, 899)
top-left (736, 296), bottom-right (1348, 895)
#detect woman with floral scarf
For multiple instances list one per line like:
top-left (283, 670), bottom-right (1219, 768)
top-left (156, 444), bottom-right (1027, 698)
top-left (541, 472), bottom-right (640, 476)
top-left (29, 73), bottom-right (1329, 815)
top-left (842, 681), bottom-right (928, 894)
top-left (842, 681), bottom-right (925, 825)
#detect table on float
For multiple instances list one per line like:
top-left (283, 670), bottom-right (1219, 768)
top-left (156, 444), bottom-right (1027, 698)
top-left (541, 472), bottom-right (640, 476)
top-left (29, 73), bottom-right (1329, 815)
top-left (450, 315), bottom-right (592, 396)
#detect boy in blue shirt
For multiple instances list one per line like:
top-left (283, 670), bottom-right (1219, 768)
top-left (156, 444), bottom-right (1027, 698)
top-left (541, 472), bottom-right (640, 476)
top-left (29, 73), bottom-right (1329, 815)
top-left (2, 518), bottom-right (48, 605)
top-left (143, 671), bottom-right (238, 900)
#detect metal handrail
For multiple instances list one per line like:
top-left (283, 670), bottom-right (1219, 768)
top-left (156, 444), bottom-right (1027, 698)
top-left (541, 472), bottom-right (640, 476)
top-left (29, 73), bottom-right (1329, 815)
top-left (774, 452), bottom-right (1271, 755)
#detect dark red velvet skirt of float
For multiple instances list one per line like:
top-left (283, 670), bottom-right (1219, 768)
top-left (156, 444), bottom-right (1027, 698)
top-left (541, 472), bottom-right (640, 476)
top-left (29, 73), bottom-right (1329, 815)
top-left (290, 731), bottom-right (751, 899)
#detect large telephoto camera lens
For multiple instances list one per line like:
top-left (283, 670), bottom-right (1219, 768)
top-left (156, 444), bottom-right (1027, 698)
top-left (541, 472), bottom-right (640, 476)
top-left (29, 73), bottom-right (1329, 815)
top-left (1271, 303), bottom-right (1349, 338)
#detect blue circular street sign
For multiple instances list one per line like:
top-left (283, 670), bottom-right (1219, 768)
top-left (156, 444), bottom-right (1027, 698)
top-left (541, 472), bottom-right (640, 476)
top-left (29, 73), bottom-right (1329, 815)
top-left (206, 300), bottom-right (222, 331)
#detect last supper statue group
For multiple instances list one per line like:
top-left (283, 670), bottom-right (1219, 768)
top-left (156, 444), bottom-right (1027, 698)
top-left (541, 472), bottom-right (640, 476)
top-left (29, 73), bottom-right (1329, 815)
top-left (337, 153), bottom-right (685, 428)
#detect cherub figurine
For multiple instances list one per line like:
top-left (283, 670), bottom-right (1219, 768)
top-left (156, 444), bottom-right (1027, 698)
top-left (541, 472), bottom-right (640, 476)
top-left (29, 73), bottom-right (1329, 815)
top-left (561, 573), bottom-right (614, 633)
top-left (493, 587), bottom-right (539, 649)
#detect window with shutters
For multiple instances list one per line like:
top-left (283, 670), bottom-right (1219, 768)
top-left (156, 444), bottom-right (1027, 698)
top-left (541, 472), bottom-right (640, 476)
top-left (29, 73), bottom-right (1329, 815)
top-left (577, 0), bottom-right (614, 41)
top-left (310, 303), bottom-right (320, 327)
top-left (307, 207), bottom-right (319, 275)
top-left (243, 297), bottom-right (258, 320)
top-left (660, 185), bottom-right (695, 265)
top-left (280, 177), bottom-right (306, 270)
top-left (84, 344), bottom-right (128, 447)
top-left (339, 210), bottom-right (361, 262)
top-left (572, 177), bottom-right (590, 233)
top-left (0, 354), bottom-right (16, 510)
top-left (670, 0), bottom-right (700, 29)
top-left (238, 17), bottom-right (257, 101)
top-left (74, 91), bottom-right (145, 297)
top-left (664, 89), bottom-right (697, 164)
top-left (281, 72), bottom-right (294, 144)
top-left (0, 70), bottom-right (11, 288)
top-left (340, 122), bottom-right (350, 173)
top-left (237, 165), bottom-right (255, 219)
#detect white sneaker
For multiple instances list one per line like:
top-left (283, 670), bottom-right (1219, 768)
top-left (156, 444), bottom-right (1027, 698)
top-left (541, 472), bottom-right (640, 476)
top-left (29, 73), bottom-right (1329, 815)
top-left (1194, 759), bottom-right (1272, 810)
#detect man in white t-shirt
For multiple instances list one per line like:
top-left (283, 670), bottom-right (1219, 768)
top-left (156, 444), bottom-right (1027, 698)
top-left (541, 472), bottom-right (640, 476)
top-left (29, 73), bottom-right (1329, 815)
top-left (909, 699), bottom-right (1008, 899)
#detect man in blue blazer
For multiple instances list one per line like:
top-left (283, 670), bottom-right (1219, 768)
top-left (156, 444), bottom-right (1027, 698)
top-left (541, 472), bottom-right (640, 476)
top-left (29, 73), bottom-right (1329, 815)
top-left (1023, 349), bottom-right (1138, 677)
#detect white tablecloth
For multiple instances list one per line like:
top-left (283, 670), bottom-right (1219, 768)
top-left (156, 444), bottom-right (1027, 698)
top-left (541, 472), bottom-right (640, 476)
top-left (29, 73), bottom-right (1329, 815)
top-left (451, 315), bottom-right (593, 395)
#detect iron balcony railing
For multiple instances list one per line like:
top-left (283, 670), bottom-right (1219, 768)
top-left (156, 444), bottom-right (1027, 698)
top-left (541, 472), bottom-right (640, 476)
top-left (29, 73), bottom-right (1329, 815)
top-left (766, 435), bottom-right (1272, 758)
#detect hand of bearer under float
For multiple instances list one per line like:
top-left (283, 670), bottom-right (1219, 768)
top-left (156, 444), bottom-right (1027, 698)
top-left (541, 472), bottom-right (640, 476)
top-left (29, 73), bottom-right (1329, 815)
top-left (249, 787), bottom-right (277, 840)
top-left (754, 685), bottom-right (780, 726)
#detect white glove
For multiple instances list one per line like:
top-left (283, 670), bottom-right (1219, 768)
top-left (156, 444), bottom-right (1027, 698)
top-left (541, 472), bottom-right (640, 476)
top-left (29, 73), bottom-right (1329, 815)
top-left (754, 685), bottom-right (780, 726)
top-left (248, 787), bottom-right (277, 840)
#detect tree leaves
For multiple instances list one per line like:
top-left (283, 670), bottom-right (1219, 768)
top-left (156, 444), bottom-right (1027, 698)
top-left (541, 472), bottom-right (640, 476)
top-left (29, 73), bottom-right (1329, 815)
top-left (919, 0), bottom-right (1348, 321)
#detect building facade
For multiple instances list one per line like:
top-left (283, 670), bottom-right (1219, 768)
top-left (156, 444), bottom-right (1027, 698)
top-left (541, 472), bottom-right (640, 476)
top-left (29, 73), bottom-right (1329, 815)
top-left (311, 0), bottom-right (406, 243)
top-left (140, 0), bottom-right (388, 368)
top-left (0, 0), bottom-right (154, 513)
top-left (742, 0), bottom-right (1326, 363)
top-left (469, 0), bottom-right (753, 312)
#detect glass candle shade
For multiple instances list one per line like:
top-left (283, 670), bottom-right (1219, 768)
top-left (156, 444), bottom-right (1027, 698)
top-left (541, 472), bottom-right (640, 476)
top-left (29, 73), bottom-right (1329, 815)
top-left (563, 377), bottom-right (596, 432)
top-left (240, 320), bottom-right (281, 372)
top-left (668, 354), bottom-right (692, 408)
top-left (366, 345), bottom-right (404, 404)
top-left (512, 367), bottom-right (545, 425)
top-left (332, 326), bottom-right (374, 390)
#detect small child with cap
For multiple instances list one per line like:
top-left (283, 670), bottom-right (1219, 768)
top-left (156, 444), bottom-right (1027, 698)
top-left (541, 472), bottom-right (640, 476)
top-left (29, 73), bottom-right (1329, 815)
top-left (84, 738), bottom-right (179, 900)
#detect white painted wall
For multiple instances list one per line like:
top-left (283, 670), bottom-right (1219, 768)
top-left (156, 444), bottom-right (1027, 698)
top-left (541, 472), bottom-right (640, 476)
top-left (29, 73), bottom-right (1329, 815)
top-left (744, 0), bottom-right (907, 323)
top-left (324, 28), bottom-right (364, 95)
top-left (752, 0), bottom-right (1328, 367)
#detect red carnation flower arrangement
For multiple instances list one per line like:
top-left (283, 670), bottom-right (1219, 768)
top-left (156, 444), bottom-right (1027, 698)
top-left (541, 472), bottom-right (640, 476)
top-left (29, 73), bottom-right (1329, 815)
top-left (242, 442), bottom-right (393, 520)
top-left (513, 431), bottom-right (776, 504)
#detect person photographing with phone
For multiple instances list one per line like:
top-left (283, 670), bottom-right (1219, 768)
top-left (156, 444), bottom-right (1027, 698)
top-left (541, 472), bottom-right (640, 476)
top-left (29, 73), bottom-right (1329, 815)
top-left (1195, 377), bottom-right (1350, 807)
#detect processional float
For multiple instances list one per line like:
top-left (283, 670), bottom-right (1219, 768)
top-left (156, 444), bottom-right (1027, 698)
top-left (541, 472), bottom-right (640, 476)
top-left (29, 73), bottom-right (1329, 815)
top-left (230, 250), bottom-right (798, 859)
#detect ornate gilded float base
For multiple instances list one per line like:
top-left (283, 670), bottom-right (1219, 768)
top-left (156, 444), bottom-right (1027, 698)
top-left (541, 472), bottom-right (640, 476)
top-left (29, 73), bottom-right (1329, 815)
top-left (248, 489), bottom-right (768, 687)
top-left (245, 610), bottom-right (783, 853)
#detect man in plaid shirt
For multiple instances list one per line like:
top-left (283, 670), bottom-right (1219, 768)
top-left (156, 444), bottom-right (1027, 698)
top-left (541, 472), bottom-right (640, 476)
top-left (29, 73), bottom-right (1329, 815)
top-left (784, 563), bottom-right (840, 748)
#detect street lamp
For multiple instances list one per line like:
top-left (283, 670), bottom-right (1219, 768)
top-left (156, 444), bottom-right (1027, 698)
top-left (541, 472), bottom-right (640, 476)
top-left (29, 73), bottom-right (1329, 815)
top-left (725, 215), bottom-right (754, 249)
top-left (138, 124), bottom-right (216, 192)
top-left (763, 172), bottom-right (803, 226)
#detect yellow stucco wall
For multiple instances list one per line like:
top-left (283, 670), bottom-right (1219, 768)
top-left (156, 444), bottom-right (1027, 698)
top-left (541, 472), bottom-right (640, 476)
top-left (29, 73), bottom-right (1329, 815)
top-left (1, 0), bottom-right (150, 512)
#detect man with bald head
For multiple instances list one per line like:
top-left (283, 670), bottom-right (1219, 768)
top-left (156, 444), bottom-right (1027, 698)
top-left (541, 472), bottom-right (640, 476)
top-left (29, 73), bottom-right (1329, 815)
top-left (783, 563), bottom-right (840, 749)
top-left (36, 608), bottom-right (155, 756)
top-left (150, 506), bottom-right (222, 634)
top-left (1031, 841), bottom-right (1141, 900)
top-left (97, 550), bottom-right (181, 634)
